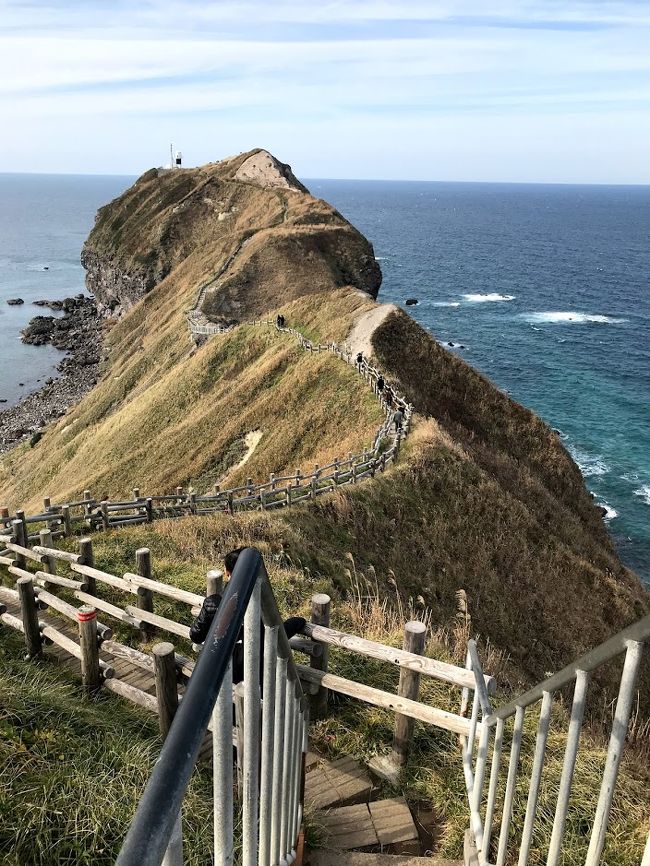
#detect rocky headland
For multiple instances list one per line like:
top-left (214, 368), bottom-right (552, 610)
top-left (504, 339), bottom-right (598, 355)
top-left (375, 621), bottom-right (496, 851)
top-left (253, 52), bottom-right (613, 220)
top-left (0, 148), bottom-right (647, 701)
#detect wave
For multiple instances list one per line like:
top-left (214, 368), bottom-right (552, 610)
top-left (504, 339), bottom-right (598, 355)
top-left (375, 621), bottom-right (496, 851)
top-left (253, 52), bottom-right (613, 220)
top-left (462, 293), bottom-right (515, 303)
top-left (597, 500), bottom-right (619, 520)
top-left (432, 301), bottom-right (461, 307)
top-left (521, 311), bottom-right (628, 325)
top-left (633, 485), bottom-right (650, 506)
top-left (568, 445), bottom-right (609, 477)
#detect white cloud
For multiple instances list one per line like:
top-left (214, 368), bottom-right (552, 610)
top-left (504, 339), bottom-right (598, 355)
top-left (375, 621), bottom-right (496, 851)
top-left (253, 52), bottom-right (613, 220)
top-left (1, 0), bottom-right (649, 179)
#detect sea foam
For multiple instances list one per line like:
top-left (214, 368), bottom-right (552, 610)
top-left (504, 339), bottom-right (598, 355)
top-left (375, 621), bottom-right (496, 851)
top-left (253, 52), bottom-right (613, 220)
top-left (597, 500), bottom-right (619, 520)
top-left (433, 301), bottom-right (461, 307)
top-left (522, 311), bottom-right (627, 325)
top-left (633, 485), bottom-right (650, 506)
top-left (568, 445), bottom-right (609, 477)
top-left (462, 293), bottom-right (515, 303)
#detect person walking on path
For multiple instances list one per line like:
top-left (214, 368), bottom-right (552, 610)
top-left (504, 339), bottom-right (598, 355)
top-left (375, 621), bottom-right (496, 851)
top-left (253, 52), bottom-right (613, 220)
top-left (356, 351), bottom-right (363, 371)
top-left (393, 406), bottom-right (404, 434)
top-left (385, 386), bottom-right (393, 408)
top-left (376, 375), bottom-right (385, 393)
top-left (276, 314), bottom-right (285, 329)
top-left (190, 547), bottom-right (306, 684)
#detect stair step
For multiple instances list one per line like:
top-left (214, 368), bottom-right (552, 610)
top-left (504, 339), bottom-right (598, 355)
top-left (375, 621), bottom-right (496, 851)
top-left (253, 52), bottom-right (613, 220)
top-left (308, 852), bottom-right (461, 866)
top-left (315, 797), bottom-right (420, 854)
top-left (305, 754), bottom-right (374, 810)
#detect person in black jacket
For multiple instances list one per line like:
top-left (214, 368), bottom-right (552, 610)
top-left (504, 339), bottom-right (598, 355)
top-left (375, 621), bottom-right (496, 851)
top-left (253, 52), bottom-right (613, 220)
top-left (189, 547), bottom-right (306, 684)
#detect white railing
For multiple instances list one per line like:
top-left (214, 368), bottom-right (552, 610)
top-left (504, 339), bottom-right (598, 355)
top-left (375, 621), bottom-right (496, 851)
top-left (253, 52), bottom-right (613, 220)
top-left (462, 616), bottom-right (650, 866)
top-left (115, 548), bottom-right (307, 866)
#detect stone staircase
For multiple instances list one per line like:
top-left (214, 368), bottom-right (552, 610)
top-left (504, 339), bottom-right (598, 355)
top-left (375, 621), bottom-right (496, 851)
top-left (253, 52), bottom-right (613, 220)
top-left (304, 751), bottom-right (459, 862)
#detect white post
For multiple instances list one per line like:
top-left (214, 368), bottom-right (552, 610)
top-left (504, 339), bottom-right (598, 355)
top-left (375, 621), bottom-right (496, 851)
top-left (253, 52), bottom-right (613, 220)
top-left (496, 705), bottom-right (525, 866)
top-left (280, 682), bottom-right (295, 865)
top-left (585, 641), bottom-right (644, 866)
top-left (243, 580), bottom-right (262, 866)
top-left (259, 626), bottom-right (279, 866)
top-left (270, 657), bottom-right (288, 866)
top-left (213, 662), bottom-right (234, 866)
top-left (517, 690), bottom-right (553, 866)
top-left (546, 670), bottom-right (590, 866)
top-left (483, 717), bottom-right (504, 854)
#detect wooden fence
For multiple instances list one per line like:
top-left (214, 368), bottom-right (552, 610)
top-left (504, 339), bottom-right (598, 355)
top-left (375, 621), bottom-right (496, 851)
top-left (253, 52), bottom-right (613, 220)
top-left (0, 320), bottom-right (412, 534)
top-left (0, 538), bottom-right (487, 764)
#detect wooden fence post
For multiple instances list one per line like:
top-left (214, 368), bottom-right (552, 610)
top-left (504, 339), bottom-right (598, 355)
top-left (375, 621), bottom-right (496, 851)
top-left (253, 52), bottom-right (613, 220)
top-left (39, 528), bottom-right (56, 584)
top-left (136, 548), bottom-right (154, 639)
top-left (153, 642), bottom-right (183, 863)
top-left (189, 492), bottom-right (197, 515)
top-left (43, 496), bottom-right (51, 511)
top-left (61, 505), bottom-right (72, 537)
top-left (78, 606), bottom-right (101, 693)
top-left (83, 490), bottom-right (92, 518)
top-left (153, 642), bottom-right (179, 737)
top-left (176, 486), bottom-right (183, 500)
top-left (132, 488), bottom-right (140, 501)
top-left (392, 621), bottom-right (427, 766)
top-left (79, 538), bottom-right (96, 595)
top-left (11, 519), bottom-right (26, 568)
top-left (100, 501), bottom-right (110, 531)
top-left (15, 510), bottom-right (28, 549)
top-left (17, 576), bottom-right (42, 659)
top-left (206, 569), bottom-right (223, 597)
top-left (145, 498), bottom-right (153, 523)
top-left (310, 593), bottom-right (331, 719)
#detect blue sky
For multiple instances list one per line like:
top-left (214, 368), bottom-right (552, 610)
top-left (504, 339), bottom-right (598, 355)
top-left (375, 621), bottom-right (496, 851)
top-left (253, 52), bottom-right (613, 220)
top-left (1, 1), bottom-right (650, 182)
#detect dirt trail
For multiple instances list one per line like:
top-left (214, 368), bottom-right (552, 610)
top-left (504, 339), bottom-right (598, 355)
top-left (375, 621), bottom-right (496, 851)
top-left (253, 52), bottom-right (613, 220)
top-left (345, 303), bottom-right (398, 359)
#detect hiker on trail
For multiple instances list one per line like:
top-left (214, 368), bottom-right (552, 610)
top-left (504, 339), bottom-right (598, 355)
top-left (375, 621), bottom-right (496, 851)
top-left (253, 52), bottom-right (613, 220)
top-left (385, 386), bottom-right (393, 408)
top-left (376, 375), bottom-right (385, 392)
top-left (393, 407), bottom-right (404, 434)
top-left (189, 547), bottom-right (306, 684)
top-left (276, 314), bottom-right (285, 329)
top-left (356, 351), bottom-right (363, 371)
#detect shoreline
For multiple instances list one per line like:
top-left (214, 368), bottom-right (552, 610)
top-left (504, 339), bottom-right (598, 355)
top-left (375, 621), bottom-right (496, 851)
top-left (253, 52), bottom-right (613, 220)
top-left (0, 296), bottom-right (103, 453)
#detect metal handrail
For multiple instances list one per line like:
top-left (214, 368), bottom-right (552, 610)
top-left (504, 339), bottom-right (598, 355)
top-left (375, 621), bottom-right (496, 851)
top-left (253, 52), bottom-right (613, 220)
top-left (116, 548), bottom-right (270, 866)
top-left (485, 612), bottom-right (650, 724)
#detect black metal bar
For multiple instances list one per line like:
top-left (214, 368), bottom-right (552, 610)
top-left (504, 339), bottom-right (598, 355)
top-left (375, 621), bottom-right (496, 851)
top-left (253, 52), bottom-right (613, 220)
top-left (115, 547), bottom-right (263, 866)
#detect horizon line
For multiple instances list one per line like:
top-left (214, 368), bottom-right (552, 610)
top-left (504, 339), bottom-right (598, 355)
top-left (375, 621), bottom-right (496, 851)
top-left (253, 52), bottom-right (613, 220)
top-left (1, 169), bottom-right (649, 188)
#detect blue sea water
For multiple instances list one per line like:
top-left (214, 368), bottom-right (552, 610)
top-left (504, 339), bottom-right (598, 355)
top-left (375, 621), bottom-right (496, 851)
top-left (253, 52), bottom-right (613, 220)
top-left (310, 180), bottom-right (650, 584)
top-left (0, 174), bottom-right (131, 403)
top-left (0, 174), bottom-right (648, 584)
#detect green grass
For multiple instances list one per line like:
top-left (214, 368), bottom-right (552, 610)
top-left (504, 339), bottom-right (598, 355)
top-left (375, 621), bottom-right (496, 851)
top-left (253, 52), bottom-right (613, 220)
top-left (0, 630), bottom-right (215, 866)
top-left (2, 541), bottom-right (647, 865)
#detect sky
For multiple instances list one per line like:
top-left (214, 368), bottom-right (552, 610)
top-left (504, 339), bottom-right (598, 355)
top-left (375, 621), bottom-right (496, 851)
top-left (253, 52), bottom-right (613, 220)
top-left (1, 1), bottom-right (650, 183)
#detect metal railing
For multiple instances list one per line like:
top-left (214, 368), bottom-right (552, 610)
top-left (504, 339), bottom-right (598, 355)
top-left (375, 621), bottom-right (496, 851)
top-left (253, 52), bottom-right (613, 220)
top-left (462, 616), bottom-right (650, 866)
top-left (115, 547), bottom-right (307, 866)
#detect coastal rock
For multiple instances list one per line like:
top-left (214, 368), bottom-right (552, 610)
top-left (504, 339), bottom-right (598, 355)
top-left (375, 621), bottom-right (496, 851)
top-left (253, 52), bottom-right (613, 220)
top-left (7, 298), bottom-right (24, 306)
top-left (405, 298), bottom-right (418, 306)
top-left (0, 296), bottom-right (102, 452)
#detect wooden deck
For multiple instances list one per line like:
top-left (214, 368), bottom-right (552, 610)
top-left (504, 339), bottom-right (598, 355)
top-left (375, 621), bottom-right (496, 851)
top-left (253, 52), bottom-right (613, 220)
top-left (317, 798), bottom-right (420, 854)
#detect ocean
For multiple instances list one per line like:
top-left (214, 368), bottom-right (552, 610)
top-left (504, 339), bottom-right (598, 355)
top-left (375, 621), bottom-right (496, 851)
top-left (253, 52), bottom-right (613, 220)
top-left (1, 173), bottom-right (648, 583)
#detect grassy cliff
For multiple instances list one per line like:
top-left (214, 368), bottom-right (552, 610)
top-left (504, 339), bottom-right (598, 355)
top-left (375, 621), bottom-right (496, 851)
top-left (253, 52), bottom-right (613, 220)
top-left (0, 151), bottom-right (648, 864)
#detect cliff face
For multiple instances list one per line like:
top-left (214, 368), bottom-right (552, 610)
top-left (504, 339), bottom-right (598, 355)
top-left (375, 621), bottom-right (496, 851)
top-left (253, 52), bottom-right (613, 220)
top-left (82, 150), bottom-right (381, 319)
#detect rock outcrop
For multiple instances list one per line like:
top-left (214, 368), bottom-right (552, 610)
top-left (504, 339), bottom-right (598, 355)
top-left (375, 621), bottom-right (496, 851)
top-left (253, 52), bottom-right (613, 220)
top-left (82, 149), bottom-right (381, 321)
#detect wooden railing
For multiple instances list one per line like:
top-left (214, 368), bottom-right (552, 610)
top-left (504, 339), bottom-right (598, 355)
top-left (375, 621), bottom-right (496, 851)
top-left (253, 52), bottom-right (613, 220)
top-left (0, 320), bottom-right (412, 534)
